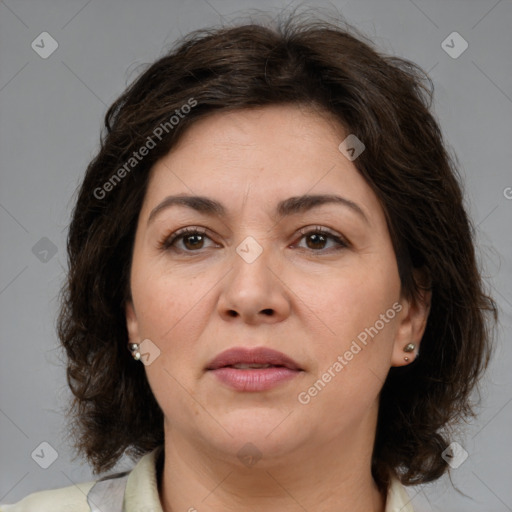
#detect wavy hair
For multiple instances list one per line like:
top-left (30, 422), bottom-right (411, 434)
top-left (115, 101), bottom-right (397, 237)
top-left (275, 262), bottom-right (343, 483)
top-left (57, 11), bottom-right (497, 493)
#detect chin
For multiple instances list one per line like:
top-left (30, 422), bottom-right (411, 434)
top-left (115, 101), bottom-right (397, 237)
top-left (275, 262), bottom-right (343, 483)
top-left (205, 415), bottom-right (306, 460)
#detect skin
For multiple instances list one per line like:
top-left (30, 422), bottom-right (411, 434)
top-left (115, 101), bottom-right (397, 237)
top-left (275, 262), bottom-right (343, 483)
top-left (125, 104), bottom-right (431, 512)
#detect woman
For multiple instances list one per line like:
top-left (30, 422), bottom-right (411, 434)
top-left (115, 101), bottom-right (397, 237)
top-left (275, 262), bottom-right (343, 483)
top-left (0, 12), bottom-right (497, 512)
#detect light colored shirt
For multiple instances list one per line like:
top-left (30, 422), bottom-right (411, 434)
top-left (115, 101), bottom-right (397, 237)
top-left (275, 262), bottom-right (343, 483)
top-left (0, 446), bottom-right (415, 511)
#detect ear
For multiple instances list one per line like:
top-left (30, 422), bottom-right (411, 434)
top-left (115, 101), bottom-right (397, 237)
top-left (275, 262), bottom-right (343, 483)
top-left (125, 300), bottom-right (141, 345)
top-left (391, 272), bottom-right (432, 367)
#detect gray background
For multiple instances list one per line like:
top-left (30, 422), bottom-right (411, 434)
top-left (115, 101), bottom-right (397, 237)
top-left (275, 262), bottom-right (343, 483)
top-left (0, 0), bottom-right (511, 510)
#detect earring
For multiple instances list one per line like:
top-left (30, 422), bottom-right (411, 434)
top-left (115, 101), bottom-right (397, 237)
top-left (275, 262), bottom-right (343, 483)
top-left (129, 343), bottom-right (141, 361)
top-left (403, 343), bottom-right (416, 362)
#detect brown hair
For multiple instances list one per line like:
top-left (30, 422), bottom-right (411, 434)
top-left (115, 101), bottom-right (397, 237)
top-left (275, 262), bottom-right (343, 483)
top-left (57, 11), bottom-right (497, 493)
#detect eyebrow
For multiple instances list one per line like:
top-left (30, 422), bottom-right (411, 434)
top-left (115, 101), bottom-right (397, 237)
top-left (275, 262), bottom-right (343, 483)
top-left (147, 193), bottom-right (369, 226)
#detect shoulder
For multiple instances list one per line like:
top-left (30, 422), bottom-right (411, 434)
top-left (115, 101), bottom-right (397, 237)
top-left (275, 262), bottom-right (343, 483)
top-left (0, 480), bottom-right (95, 512)
top-left (0, 446), bottom-right (163, 512)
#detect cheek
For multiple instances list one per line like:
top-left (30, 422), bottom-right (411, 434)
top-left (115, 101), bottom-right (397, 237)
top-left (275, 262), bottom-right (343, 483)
top-left (292, 258), bottom-right (400, 345)
top-left (130, 257), bottom-right (196, 335)
top-left (290, 256), bottom-right (401, 417)
top-left (130, 265), bottom-right (212, 381)
top-left (132, 270), bottom-right (208, 418)
top-left (295, 275), bottom-right (399, 432)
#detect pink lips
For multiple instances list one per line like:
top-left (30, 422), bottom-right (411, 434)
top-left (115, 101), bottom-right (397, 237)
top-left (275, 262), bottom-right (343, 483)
top-left (206, 346), bottom-right (304, 392)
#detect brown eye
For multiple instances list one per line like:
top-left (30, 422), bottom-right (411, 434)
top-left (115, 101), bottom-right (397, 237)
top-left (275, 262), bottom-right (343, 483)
top-left (305, 232), bottom-right (328, 250)
top-left (159, 227), bottom-right (214, 252)
top-left (295, 227), bottom-right (349, 252)
top-left (181, 232), bottom-right (206, 250)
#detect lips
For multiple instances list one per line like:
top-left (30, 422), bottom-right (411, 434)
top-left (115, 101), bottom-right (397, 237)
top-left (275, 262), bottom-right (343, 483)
top-left (206, 346), bottom-right (303, 372)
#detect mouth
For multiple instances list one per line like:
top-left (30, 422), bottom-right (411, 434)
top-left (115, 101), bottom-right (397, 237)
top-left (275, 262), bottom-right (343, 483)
top-left (206, 347), bottom-right (304, 392)
top-left (206, 346), bottom-right (303, 371)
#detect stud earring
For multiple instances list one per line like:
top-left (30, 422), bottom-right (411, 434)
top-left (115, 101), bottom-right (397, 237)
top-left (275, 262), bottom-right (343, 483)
top-left (403, 343), bottom-right (416, 362)
top-left (129, 343), bottom-right (141, 361)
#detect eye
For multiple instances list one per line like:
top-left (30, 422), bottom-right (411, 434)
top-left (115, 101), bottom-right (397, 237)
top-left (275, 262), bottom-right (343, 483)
top-left (294, 226), bottom-right (349, 252)
top-left (158, 227), bottom-right (216, 252)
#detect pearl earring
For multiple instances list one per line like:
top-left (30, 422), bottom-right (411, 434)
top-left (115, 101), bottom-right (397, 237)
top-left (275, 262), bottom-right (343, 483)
top-left (129, 343), bottom-right (141, 360)
top-left (403, 343), bottom-right (416, 362)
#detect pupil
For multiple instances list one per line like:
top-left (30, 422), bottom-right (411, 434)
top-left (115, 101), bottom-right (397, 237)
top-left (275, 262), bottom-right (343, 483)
top-left (185, 234), bottom-right (203, 249)
top-left (307, 233), bottom-right (325, 249)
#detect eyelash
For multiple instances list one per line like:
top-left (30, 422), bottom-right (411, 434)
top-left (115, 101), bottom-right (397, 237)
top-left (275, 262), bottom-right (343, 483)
top-left (158, 226), bottom-right (349, 254)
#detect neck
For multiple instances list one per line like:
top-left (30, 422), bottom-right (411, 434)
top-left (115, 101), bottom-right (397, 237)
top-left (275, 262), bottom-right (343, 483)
top-left (158, 405), bottom-right (386, 512)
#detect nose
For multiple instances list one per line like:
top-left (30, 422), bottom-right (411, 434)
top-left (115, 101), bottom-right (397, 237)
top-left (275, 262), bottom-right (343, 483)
top-left (217, 239), bottom-right (291, 325)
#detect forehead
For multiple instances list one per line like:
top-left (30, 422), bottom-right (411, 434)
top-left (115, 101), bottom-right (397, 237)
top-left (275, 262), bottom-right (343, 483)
top-left (140, 105), bottom-right (380, 223)
top-left (173, 104), bottom-right (344, 153)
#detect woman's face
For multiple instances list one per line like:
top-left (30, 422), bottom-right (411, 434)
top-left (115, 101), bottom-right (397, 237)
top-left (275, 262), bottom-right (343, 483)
top-left (126, 104), bottom-right (427, 465)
